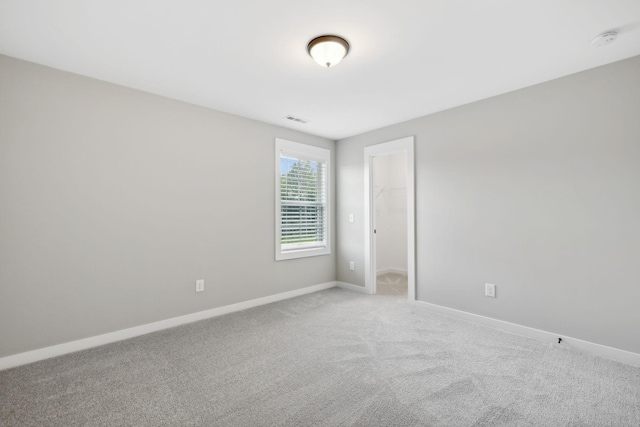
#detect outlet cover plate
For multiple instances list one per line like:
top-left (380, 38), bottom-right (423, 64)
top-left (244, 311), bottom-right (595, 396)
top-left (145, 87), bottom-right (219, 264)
top-left (196, 279), bottom-right (205, 292)
top-left (485, 283), bottom-right (496, 298)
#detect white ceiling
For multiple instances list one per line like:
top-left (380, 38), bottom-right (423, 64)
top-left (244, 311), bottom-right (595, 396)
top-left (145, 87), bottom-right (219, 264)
top-left (1, 1), bottom-right (639, 140)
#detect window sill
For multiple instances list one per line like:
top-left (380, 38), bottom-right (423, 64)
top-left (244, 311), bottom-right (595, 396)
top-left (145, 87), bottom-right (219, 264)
top-left (276, 246), bottom-right (330, 261)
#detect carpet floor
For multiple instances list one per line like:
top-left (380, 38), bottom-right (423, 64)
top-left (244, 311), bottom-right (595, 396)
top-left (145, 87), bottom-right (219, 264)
top-left (376, 273), bottom-right (408, 297)
top-left (1, 287), bottom-right (639, 426)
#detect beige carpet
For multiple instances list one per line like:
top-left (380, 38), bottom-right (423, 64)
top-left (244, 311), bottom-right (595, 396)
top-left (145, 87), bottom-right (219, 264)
top-left (1, 288), bottom-right (639, 426)
top-left (376, 273), bottom-right (408, 296)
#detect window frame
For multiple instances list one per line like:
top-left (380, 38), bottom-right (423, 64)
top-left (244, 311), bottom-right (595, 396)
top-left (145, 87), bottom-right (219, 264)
top-left (275, 138), bottom-right (331, 261)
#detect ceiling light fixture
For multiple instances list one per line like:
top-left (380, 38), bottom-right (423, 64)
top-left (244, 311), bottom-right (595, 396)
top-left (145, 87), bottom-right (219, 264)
top-left (307, 35), bottom-right (350, 68)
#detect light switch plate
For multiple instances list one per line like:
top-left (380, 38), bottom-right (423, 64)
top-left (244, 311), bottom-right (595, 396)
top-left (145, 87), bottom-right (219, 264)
top-left (485, 283), bottom-right (496, 298)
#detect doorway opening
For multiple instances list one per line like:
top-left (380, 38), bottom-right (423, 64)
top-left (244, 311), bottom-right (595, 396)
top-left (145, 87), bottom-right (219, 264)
top-left (373, 152), bottom-right (408, 296)
top-left (364, 137), bottom-right (415, 300)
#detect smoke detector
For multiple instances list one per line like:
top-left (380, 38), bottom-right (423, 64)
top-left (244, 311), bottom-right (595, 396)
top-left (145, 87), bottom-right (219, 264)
top-left (591, 31), bottom-right (618, 47)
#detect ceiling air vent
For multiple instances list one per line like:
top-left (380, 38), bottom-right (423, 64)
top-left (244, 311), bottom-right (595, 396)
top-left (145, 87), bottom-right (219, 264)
top-left (284, 115), bottom-right (309, 124)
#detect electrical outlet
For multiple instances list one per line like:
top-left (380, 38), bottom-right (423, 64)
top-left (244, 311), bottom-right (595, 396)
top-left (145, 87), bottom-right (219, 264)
top-left (485, 283), bottom-right (496, 298)
top-left (349, 213), bottom-right (354, 223)
top-left (349, 261), bottom-right (355, 271)
top-left (196, 279), bottom-right (205, 293)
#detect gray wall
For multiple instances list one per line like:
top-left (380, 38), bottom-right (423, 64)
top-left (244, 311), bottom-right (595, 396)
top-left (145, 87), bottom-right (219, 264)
top-left (0, 55), bottom-right (335, 357)
top-left (337, 56), bottom-right (640, 354)
top-left (2, 52), bottom-right (639, 359)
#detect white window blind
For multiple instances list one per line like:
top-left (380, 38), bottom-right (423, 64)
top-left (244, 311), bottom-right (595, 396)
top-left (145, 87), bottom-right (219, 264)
top-left (275, 139), bottom-right (330, 260)
top-left (280, 157), bottom-right (326, 249)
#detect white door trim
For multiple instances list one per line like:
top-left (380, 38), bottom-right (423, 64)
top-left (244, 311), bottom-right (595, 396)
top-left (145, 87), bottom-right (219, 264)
top-left (364, 136), bottom-right (415, 300)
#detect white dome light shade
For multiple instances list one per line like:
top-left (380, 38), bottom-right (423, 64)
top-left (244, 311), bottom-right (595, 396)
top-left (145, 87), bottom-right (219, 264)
top-left (307, 35), bottom-right (350, 68)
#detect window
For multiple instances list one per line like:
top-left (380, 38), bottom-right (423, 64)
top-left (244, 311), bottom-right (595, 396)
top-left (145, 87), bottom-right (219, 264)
top-left (275, 138), bottom-right (330, 260)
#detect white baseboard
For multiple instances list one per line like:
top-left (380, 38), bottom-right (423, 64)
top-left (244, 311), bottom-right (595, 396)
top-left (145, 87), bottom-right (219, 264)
top-left (414, 300), bottom-right (640, 367)
top-left (336, 281), bottom-right (369, 294)
top-left (0, 281), bottom-right (337, 371)
top-left (376, 268), bottom-right (408, 276)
